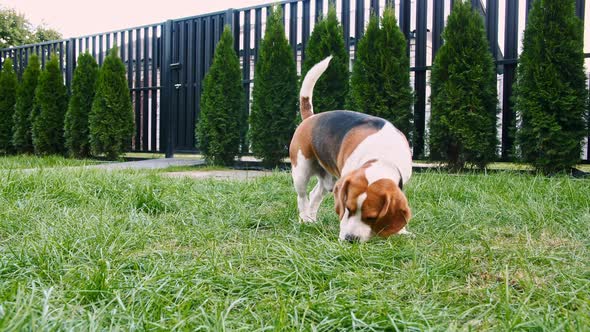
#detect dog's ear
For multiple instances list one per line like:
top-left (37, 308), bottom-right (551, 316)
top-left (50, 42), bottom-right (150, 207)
top-left (333, 177), bottom-right (350, 220)
top-left (378, 189), bottom-right (411, 237)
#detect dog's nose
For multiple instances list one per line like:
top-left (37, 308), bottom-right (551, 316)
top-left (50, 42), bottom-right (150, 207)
top-left (344, 234), bottom-right (360, 243)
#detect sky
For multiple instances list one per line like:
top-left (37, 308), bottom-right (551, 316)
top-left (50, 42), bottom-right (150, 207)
top-left (2, 0), bottom-right (589, 55)
top-left (0, 0), bottom-right (271, 38)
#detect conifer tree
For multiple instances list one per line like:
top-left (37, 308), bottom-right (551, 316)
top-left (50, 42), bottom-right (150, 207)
top-left (0, 58), bottom-right (17, 154)
top-left (249, 6), bottom-right (298, 167)
top-left (65, 53), bottom-right (98, 158)
top-left (89, 46), bottom-right (134, 160)
top-left (428, 1), bottom-right (498, 170)
top-left (196, 26), bottom-right (243, 166)
top-left (32, 56), bottom-right (68, 155)
top-left (13, 54), bottom-right (40, 154)
top-left (514, 0), bottom-right (587, 174)
top-left (350, 7), bottom-right (413, 137)
top-left (301, 5), bottom-right (348, 112)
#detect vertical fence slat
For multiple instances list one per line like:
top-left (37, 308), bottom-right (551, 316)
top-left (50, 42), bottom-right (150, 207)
top-left (486, 0), bottom-right (499, 61)
top-left (414, 0), bottom-right (427, 158)
top-left (355, 0), bottom-right (365, 53)
top-left (290, 2), bottom-right (298, 59)
top-left (315, 0), bottom-right (324, 22)
top-left (302, 0), bottom-right (311, 64)
top-left (106, 33), bottom-right (111, 54)
top-left (576, 0), bottom-right (585, 20)
top-left (370, 0), bottom-right (380, 17)
top-left (127, 30), bottom-right (133, 90)
top-left (142, 27), bottom-right (150, 151)
top-left (151, 25), bottom-right (159, 151)
top-left (179, 21), bottom-right (187, 149)
top-left (242, 10), bottom-right (251, 154)
top-left (432, 0), bottom-right (445, 60)
top-left (99, 35), bottom-right (104, 65)
top-left (187, 21), bottom-right (195, 152)
top-left (254, 8), bottom-right (262, 64)
top-left (196, 18), bottom-right (204, 151)
top-left (502, 0), bottom-right (518, 160)
top-left (135, 28), bottom-right (142, 149)
top-left (161, 20), bottom-right (173, 157)
top-left (400, 0), bottom-right (411, 57)
top-left (204, 17), bottom-right (212, 75)
top-left (342, 0), bottom-right (351, 57)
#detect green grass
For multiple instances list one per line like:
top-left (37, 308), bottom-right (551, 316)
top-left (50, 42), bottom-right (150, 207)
top-left (0, 166), bottom-right (589, 330)
top-left (0, 155), bottom-right (99, 169)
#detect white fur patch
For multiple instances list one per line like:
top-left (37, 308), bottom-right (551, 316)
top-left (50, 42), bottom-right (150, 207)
top-left (341, 122), bottom-right (412, 186)
top-left (339, 193), bottom-right (372, 242)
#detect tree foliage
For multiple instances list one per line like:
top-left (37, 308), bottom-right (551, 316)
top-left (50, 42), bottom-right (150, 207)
top-left (65, 53), bottom-right (98, 158)
top-left (350, 7), bottom-right (413, 138)
top-left (301, 5), bottom-right (349, 112)
top-left (32, 56), bottom-right (68, 155)
top-left (196, 26), bottom-right (243, 166)
top-left (0, 6), bottom-right (61, 48)
top-left (13, 54), bottom-right (40, 153)
top-left (514, 0), bottom-right (587, 174)
top-left (89, 47), bottom-right (134, 160)
top-left (249, 6), bottom-right (298, 167)
top-left (0, 58), bottom-right (17, 153)
top-left (428, 0), bottom-right (498, 170)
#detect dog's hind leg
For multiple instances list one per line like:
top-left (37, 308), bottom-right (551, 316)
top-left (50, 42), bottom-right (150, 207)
top-left (308, 171), bottom-right (335, 222)
top-left (292, 151), bottom-right (315, 222)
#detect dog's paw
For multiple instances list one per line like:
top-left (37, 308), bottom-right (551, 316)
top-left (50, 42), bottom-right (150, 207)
top-left (298, 214), bottom-right (317, 223)
top-left (397, 227), bottom-right (414, 237)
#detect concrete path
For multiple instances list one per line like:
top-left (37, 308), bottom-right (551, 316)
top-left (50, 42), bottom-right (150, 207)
top-left (165, 169), bottom-right (274, 180)
top-left (88, 158), bottom-right (204, 170)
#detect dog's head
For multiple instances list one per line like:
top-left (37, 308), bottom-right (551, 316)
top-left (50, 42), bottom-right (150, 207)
top-left (333, 165), bottom-right (411, 242)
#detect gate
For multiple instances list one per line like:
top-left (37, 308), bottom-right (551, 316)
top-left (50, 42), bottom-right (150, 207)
top-left (160, 11), bottom-right (232, 156)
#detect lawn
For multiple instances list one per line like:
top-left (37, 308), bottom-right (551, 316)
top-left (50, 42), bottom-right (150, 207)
top-left (0, 155), bottom-right (99, 170)
top-left (0, 163), bottom-right (589, 330)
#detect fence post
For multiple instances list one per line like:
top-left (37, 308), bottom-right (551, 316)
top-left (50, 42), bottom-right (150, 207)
top-left (413, 0), bottom-right (427, 159)
top-left (161, 19), bottom-right (175, 158)
top-left (501, 0), bottom-right (518, 160)
top-left (66, 38), bottom-right (76, 92)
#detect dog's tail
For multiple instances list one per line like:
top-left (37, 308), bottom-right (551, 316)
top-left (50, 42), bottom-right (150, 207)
top-left (299, 56), bottom-right (332, 120)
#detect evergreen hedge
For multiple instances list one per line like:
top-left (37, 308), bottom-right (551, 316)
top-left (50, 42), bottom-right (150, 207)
top-left (89, 47), bottom-right (134, 160)
top-left (249, 6), bottom-right (298, 167)
top-left (0, 58), bottom-right (17, 154)
top-left (350, 7), bottom-right (413, 137)
top-left (65, 53), bottom-right (98, 158)
top-left (514, 0), bottom-right (587, 174)
top-left (13, 54), bottom-right (40, 154)
top-left (196, 26), bottom-right (243, 166)
top-left (428, 1), bottom-right (498, 170)
top-left (32, 56), bottom-right (68, 155)
top-left (301, 5), bottom-right (348, 112)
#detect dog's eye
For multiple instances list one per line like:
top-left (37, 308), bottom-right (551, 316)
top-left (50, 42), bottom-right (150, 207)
top-left (364, 217), bottom-right (377, 223)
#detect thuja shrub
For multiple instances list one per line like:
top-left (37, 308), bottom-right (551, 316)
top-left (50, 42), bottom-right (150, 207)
top-left (0, 58), bottom-right (17, 154)
top-left (196, 26), bottom-right (243, 166)
top-left (249, 6), bottom-right (298, 167)
top-left (13, 54), bottom-right (40, 154)
top-left (350, 7), bottom-right (413, 137)
top-left (428, 0), bottom-right (498, 170)
top-left (514, 0), bottom-right (588, 174)
top-left (301, 5), bottom-right (349, 113)
top-left (64, 53), bottom-right (98, 158)
top-left (89, 47), bottom-right (134, 160)
top-left (32, 56), bottom-right (68, 155)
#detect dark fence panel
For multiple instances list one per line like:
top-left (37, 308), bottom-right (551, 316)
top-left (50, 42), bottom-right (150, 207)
top-left (1, 0), bottom-right (589, 161)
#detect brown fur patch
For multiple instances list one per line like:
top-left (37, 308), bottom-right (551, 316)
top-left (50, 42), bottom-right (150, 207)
top-left (300, 96), bottom-right (313, 120)
top-left (336, 126), bottom-right (380, 172)
top-left (289, 116), bottom-right (317, 167)
top-left (362, 179), bottom-right (411, 237)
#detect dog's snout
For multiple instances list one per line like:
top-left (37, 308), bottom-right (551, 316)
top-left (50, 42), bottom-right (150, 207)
top-left (344, 234), bottom-right (360, 243)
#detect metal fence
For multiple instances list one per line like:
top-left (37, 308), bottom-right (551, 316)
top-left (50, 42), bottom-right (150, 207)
top-left (1, 0), bottom-right (588, 161)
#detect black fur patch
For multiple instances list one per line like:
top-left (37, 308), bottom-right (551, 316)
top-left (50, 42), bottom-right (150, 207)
top-left (312, 111), bottom-right (386, 173)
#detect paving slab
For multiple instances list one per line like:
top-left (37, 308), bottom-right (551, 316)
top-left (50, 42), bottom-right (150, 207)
top-left (88, 158), bottom-right (205, 170)
top-left (165, 169), bottom-right (273, 180)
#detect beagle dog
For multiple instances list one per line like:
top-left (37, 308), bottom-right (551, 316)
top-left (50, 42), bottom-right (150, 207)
top-left (289, 56), bottom-right (413, 242)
